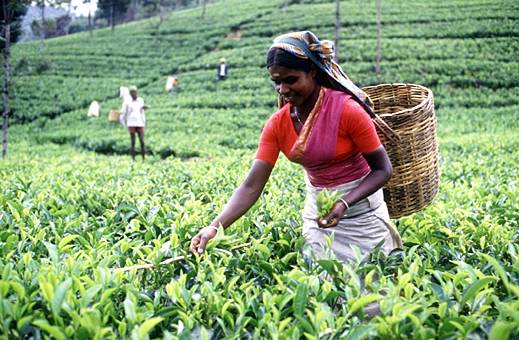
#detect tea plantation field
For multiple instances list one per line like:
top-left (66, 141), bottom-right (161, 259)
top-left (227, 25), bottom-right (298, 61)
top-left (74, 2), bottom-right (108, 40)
top-left (1, 0), bottom-right (518, 338)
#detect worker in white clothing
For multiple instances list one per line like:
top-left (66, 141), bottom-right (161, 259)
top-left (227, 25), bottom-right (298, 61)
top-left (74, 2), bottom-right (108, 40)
top-left (217, 58), bottom-right (228, 80)
top-left (121, 85), bottom-right (148, 160)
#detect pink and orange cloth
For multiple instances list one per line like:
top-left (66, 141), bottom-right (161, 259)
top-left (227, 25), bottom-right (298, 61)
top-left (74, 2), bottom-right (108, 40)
top-left (256, 88), bottom-right (381, 188)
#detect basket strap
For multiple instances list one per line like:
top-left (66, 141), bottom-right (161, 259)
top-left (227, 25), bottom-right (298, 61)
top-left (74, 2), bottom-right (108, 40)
top-left (372, 115), bottom-right (401, 143)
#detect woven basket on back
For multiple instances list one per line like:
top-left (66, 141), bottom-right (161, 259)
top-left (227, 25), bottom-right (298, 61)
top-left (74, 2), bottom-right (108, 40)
top-left (362, 83), bottom-right (439, 218)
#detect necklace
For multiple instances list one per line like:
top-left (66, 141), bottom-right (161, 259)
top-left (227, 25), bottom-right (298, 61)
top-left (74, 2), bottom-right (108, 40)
top-left (293, 107), bottom-right (304, 126)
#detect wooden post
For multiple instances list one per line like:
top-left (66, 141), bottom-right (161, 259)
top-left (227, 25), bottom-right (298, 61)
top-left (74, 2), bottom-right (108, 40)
top-left (39, 0), bottom-right (45, 50)
top-left (201, 0), bottom-right (206, 19)
top-left (2, 5), bottom-right (10, 159)
top-left (159, 0), bottom-right (165, 25)
top-left (110, 3), bottom-right (114, 31)
top-left (132, 0), bottom-right (137, 20)
top-left (88, 7), bottom-right (92, 35)
top-left (375, 0), bottom-right (382, 81)
top-left (334, 0), bottom-right (340, 63)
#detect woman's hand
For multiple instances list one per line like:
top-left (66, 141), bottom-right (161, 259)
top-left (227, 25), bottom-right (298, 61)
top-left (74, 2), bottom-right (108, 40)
top-left (188, 160), bottom-right (273, 256)
top-left (189, 226), bottom-right (218, 255)
top-left (317, 201), bottom-right (347, 228)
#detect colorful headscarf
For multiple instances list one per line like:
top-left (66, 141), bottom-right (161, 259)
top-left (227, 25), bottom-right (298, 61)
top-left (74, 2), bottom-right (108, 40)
top-left (270, 31), bottom-right (375, 116)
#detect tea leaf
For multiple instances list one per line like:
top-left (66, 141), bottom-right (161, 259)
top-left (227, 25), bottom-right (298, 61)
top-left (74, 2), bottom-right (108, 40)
top-left (138, 317), bottom-right (164, 338)
top-left (460, 277), bottom-right (495, 306)
top-left (343, 324), bottom-right (376, 340)
top-left (293, 284), bottom-right (309, 318)
top-left (348, 294), bottom-right (382, 316)
top-left (33, 319), bottom-right (66, 340)
top-left (124, 297), bottom-right (137, 324)
top-left (489, 321), bottom-right (514, 340)
top-left (51, 278), bottom-right (72, 316)
top-left (316, 189), bottom-right (342, 218)
top-left (43, 241), bottom-right (59, 264)
top-left (58, 235), bottom-right (79, 252)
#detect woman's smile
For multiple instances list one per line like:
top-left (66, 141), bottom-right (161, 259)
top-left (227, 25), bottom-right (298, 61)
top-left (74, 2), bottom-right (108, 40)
top-left (283, 94), bottom-right (297, 103)
top-left (268, 65), bottom-right (319, 110)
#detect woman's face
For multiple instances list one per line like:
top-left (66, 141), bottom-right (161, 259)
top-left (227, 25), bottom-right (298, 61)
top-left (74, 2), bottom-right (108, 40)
top-left (268, 65), bottom-right (318, 107)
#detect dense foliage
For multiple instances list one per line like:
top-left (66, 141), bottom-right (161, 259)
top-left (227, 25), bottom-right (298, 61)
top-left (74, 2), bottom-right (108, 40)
top-left (0, 1), bottom-right (28, 50)
top-left (1, 0), bottom-right (518, 338)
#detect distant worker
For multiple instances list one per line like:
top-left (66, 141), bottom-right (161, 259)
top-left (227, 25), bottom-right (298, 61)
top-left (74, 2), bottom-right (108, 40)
top-left (87, 100), bottom-right (100, 118)
top-left (165, 75), bottom-right (179, 92)
top-left (217, 58), bottom-right (228, 80)
top-left (121, 86), bottom-right (148, 161)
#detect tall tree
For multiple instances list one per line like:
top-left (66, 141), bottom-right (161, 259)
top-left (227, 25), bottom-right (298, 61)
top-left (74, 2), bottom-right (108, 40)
top-left (159, 0), bottom-right (167, 25)
top-left (96, 0), bottom-right (130, 31)
top-left (200, 0), bottom-right (205, 19)
top-left (175, 0), bottom-right (185, 9)
top-left (334, 0), bottom-right (340, 63)
top-left (83, 0), bottom-right (92, 35)
top-left (1, 0), bottom-right (28, 159)
top-left (110, 2), bottom-right (114, 30)
top-left (142, 0), bottom-right (172, 26)
top-left (38, 0), bottom-right (45, 49)
top-left (157, 0), bottom-right (173, 26)
top-left (127, 0), bottom-right (138, 21)
top-left (32, 0), bottom-right (72, 40)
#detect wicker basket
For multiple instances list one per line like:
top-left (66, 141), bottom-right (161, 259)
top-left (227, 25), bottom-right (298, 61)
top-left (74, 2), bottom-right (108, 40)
top-left (108, 110), bottom-right (121, 123)
top-left (362, 83), bottom-right (439, 218)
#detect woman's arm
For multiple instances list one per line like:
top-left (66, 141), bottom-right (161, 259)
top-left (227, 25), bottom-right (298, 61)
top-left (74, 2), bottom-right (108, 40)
top-left (319, 146), bottom-right (392, 227)
top-left (189, 159), bottom-right (274, 254)
top-left (340, 146), bottom-right (392, 207)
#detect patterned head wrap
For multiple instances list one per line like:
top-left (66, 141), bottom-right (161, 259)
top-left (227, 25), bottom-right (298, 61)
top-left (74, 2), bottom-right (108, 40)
top-left (270, 31), bottom-right (374, 116)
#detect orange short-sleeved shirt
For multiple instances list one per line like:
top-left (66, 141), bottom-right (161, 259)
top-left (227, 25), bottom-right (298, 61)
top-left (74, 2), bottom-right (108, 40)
top-left (256, 96), bottom-right (381, 166)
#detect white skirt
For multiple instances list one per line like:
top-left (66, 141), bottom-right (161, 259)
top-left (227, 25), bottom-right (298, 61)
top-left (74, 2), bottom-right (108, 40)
top-left (302, 175), bottom-right (402, 263)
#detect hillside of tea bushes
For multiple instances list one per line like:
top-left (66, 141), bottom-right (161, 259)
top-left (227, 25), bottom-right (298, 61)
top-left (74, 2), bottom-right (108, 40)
top-left (1, 0), bottom-right (518, 338)
top-left (9, 0), bottom-right (519, 157)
